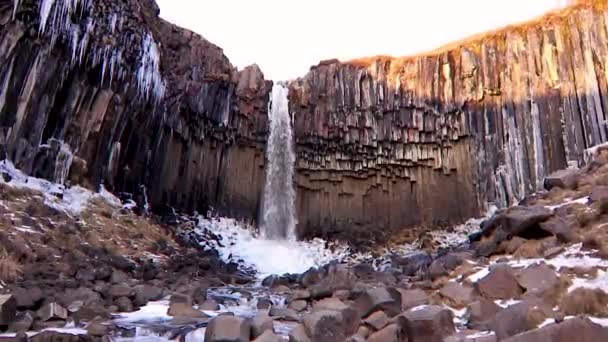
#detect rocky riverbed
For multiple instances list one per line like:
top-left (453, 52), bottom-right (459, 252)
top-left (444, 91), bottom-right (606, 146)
top-left (2, 147), bottom-right (608, 341)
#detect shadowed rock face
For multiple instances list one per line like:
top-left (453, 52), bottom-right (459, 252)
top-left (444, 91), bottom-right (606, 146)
top-left (0, 0), bottom-right (272, 222)
top-left (288, 0), bottom-right (608, 241)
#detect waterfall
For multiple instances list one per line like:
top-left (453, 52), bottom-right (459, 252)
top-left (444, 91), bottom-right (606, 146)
top-left (261, 84), bottom-right (297, 240)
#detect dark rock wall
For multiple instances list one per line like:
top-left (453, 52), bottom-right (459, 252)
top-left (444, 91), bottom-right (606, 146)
top-left (0, 0), bottom-right (271, 222)
top-left (288, 1), bottom-right (608, 239)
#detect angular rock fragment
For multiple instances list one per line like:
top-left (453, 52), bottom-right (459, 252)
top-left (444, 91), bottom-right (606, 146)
top-left (205, 316), bottom-right (250, 342)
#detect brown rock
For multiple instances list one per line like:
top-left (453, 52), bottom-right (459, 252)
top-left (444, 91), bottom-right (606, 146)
top-left (355, 287), bottom-right (401, 317)
top-left (476, 264), bottom-right (523, 300)
top-left (37, 302), bottom-right (68, 322)
top-left (439, 282), bottom-right (476, 308)
top-left (289, 289), bottom-right (311, 302)
top-left (397, 288), bottom-right (429, 310)
top-left (516, 263), bottom-right (559, 294)
top-left (303, 310), bottom-right (347, 342)
top-left (367, 323), bottom-right (404, 342)
top-left (205, 316), bottom-right (250, 342)
top-left (288, 324), bottom-right (311, 342)
top-left (312, 298), bottom-right (358, 334)
top-left (466, 299), bottom-right (503, 330)
top-left (502, 317), bottom-right (608, 342)
top-left (289, 300), bottom-right (307, 312)
top-left (199, 299), bottom-right (220, 311)
top-left (562, 288), bottom-right (608, 316)
top-left (363, 310), bottom-right (390, 331)
top-left (544, 169), bottom-right (580, 191)
top-left (269, 307), bottom-right (300, 322)
top-left (0, 295), bottom-right (16, 324)
top-left (167, 294), bottom-right (206, 318)
top-left (401, 305), bottom-right (455, 342)
top-left (252, 330), bottom-right (281, 342)
top-left (250, 313), bottom-right (274, 339)
top-left (488, 301), bottom-right (550, 339)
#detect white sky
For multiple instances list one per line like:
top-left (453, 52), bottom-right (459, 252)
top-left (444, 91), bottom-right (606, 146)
top-left (156, 0), bottom-right (570, 81)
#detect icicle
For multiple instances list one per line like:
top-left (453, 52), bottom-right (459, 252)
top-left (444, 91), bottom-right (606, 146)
top-left (48, 139), bottom-right (74, 185)
top-left (12, 0), bottom-right (21, 19)
top-left (136, 33), bottom-right (166, 104)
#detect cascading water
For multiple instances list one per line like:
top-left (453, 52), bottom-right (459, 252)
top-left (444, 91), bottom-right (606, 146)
top-left (260, 84), bottom-right (297, 241)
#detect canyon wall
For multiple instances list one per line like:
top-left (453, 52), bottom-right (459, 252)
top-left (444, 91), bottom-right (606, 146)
top-left (289, 1), bottom-right (608, 240)
top-left (0, 0), bottom-right (271, 222)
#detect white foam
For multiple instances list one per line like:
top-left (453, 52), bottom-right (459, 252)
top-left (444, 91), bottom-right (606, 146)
top-left (196, 217), bottom-right (352, 277)
top-left (113, 300), bottom-right (172, 325)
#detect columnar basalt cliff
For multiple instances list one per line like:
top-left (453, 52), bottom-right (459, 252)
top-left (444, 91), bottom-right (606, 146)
top-left (0, 0), bottom-right (271, 221)
top-left (289, 0), bottom-right (608, 240)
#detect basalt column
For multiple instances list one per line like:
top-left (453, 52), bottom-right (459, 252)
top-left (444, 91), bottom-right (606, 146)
top-left (289, 0), bottom-right (608, 241)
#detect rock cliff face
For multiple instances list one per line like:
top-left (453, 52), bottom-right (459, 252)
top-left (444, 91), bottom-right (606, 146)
top-left (0, 0), bottom-right (271, 221)
top-left (288, 0), bottom-right (608, 240)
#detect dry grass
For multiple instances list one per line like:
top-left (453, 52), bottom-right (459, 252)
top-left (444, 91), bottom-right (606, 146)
top-left (0, 248), bottom-right (22, 283)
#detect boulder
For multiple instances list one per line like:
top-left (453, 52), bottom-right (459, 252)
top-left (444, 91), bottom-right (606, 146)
top-left (257, 298), bottom-right (273, 310)
top-left (516, 263), bottom-right (560, 300)
top-left (109, 284), bottom-right (133, 298)
top-left (539, 218), bottom-right (576, 243)
top-left (397, 252), bottom-right (433, 276)
top-left (300, 268), bottom-right (322, 287)
top-left (303, 310), bottom-right (348, 342)
top-left (289, 300), bottom-right (307, 312)
top-left (288, 324), bottom-right (311, 342)
top-left (12, 287), bottom-right (42, 310)
top-left (367, 323), bottom-right (404, 342)
top-left (72, 305), bottom-right (111, 323)
top-left (29, 331), bottom-right (91, 342)
top-left (355, 287), bottom-right (401, 317)
top-left (262, 275), bottom-right (290, 288)
top-left (312, 298), bottom-right (359, 334)
top-left (8, 311), bottom-right (33, 332)
top-left (346, 334), bottom-right (367, 342)
top-left (401, 305), bottom-right (455, 342)
top-left (466, 299), bottom-right (503, 330)
top-left (250, 313), bottom-right (274, 339)
top-left (289, 289), bottom-right (311, 302)
top-left (476, 264), bottom-right (523, 300)
top-left (439, 282), bottom-right (476, 308)
top-left (363, 310), bottom-right (389, 331)
top-left (37, 302), bottom-right (67, 322)
top-left (397, 288), bottom-right (429, 310)
top-left (205, 316), bottom-right (250, 342)
top-left (167, 294), bottom-right (206, 318)
top-left (60, 288), bottom-right (103, 308)
top-left (269, 307), bottom-right (300, 322)
top-left (544, 169), bottom-right (580, 191)
top-left (114, 297), bottom-right (134, 312)
top-left (199, 299), bottom-right (220, 311)
top-left (502, 317), bottom-right (608, 342)
top-left (488, 301), bottom-right (550, 339)
top-left (133, 285), bottom-right (164, 307)
top-left (0, 295), bottom-right (16, 324)
top-left (86, 320), bottom-right (109, 337)
top-left (252, 330), bottom-right (282, 342)
top-left (561, 288), bottom-right (608, 316)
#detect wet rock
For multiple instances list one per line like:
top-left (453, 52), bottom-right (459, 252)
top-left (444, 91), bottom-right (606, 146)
top-left (199, 299), bottom-right (220, 311)
top-left (133, 285), bottom-right (164, 307)
top-left (60, 288), bottom-right (103, 308)
top-left (72, 306), bottom-right (111, 323)
top-left (544, 169), bottom-right (580, 191)
top-left (300, 268), bottom-right (322, 287)
top-left (562, 288), bottom-right (608, 316)
top-left (191, 285), bottom-right (209, 305)
top-left (75, 269), bottom-right (96, 283)
top-left (466, 299), bottom-right (503, 330)
top-left (37, 302), bottom-right (67, 322)
top-left (115, 297), bottom-right (134, 312)
top-left (86, 320), bottom-right (109, 337)
top-left (8, 311), bottom-right (33, 332)
top-left (502, 317), bottom-right (608, 342)
top-left (397, 252), bottom-right (433, 276)
top-left (0, 295), bottom-right (16, 324)
top-left (205, 316), bottom-right (250, 342)
top-left (476, 264), bottom-right (524, 300)
top-left (257, 298), bottom-right (273, 310)
top-left (252, 330), bottom-right (282, 342)
top-left (288, 324), bottom-right (311, 342)
top-left (397, 288), bottom-right (429, 310)
top-left (262, 275), bottom-right (290, 288)
top-left (308, 282), bottom-right (333, 299)
top-left (269, 307), bottom-right (300, 322)
top-left (363, 310), bottom-right (389, 331)
top-left (401, 305), bottom-right (455, 342)
top-left (303, 310), bottom-right (347, 342)
top-left (312, 298), bottom-right (359, 334)
top-left (289, 300), bottom-right (307, 312)
top-left (355, 287), bottom-right (401, 317)
top-left (167, 294), bottom-right (206, 318)
top-left (250, 313), bottom-right (274, 339)
top-left (367, 323), bottom-right (404, 342)
top-left (110, 271), bottom-right (130, 284)
top-left (439, 282), bottom-right (476, 308)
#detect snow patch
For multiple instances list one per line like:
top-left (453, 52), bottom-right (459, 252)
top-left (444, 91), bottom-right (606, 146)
top-left (546, 197), bottom-right (590, 211)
